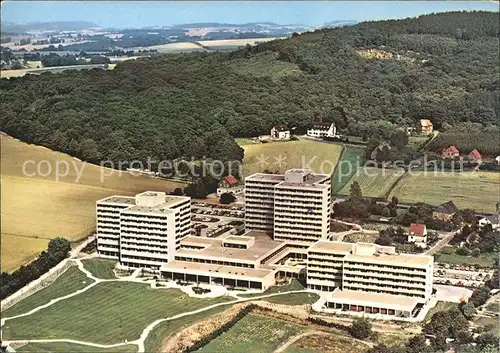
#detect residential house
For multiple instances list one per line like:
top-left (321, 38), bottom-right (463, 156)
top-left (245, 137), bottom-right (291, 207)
top-left (307, 122), bottom-right (336, 138)
top-left (420, 119), bottom-right (433, 135)
top-left (442, 146), bottom-right (459, 159)
top-left (478, 215), bottom-right (500, 230)
top-left (216, 175), bottom-right (244, 197)
top-left (468, 149), bottom-right (482, 163)
top-left (495, 156), bottom-right (500, 165)
top-left (433, 201), bottom-right (459, 222)
top-left (408, 223), bottom-right (428, 247)
top-left (271, 125), bottom-right (290, 140)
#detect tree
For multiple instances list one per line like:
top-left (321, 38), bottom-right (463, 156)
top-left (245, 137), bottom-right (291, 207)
top-left (47, 238), bottom-right (71, 258)
top-left (456, 329), bottom-right (473, 344)
top-left (390, 129), bottom-right (409, 149)
top-left (349, 317), bottom-right (372, 339)
top-left (219, 192), bottom-right (236, 204)
top-left (456, 246), bottom-right (470, 256)
top-left (171, 188), bottom-right (183, 196)
top-left (349, 181), bottom-right (363, 200)
top-left (475, 333), bottom-right (498, 349)
top-left (375, 232), bottom-right (392, 246)
top-left (407, 334), bottom-right (430, 353)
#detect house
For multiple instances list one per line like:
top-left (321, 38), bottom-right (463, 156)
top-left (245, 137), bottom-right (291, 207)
top-left (433, 201), bottom-right (459, 221)
top-left (408, 223), bottom-right (428, 247)
top-left (442, 146), bottom-right (459, 159)
top-left (420, 119), bottom-right (433, 135)
top-left (307, 122), bottom-right (336, 138)
top-left (495, 155), bottom-right (500, 165)
top-left (216, 175), bottom-right (244, 197)
top-left (468, 149), bottom-right (482, 163)
top-left (271, 125), bottom-right (290, 140)
top-left (478, 215), bottom-right (500, 230)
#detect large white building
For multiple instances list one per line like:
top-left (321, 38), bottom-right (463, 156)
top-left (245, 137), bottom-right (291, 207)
top-left (96, 191), bottom-right (191, 270)
top-left (245, 169), bottom-right (331, 246)
top-left (306, 122), bottom-right (337, 138)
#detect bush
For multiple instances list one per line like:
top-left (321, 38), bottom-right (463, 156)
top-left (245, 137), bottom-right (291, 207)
top-left (456, 247), bottom-right (471, 256)
top-left (349, 317), bottom-right (373, 340)
top-left (219, 192), bottom-right (236, 204)
top-left (192, 286), bottom-right (211, 295)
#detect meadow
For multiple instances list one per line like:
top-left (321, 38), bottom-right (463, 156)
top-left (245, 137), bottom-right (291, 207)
top-left (331, 146), bottom-right (365, 193)
top-left (241, 139), bottom-right (343, 176)
top-left (15, 342), bottom-right (137, 353)
top-left (198, 313), bottom-right (306, 353)
top-left (2, 282), bottom-right (231, 344)
top-left (1, 135), bottom-right (185, 272)
top-left (389, 171), bottom-right (500, 213)
top-left (81, 258), bottom-right (117, 279)
top-left (338, 167), bottom-right (405, 198)
top-left (284, 333), bottom-right (370, 353)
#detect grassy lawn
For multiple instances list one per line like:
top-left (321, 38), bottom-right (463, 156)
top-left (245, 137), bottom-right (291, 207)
top-left (198, 313), bottom-right (306, 353)
top-left (1, 135), bottom-right (186, 272)
top-left (2, 266), bottom-right (93, 318)
top-left (331, 146), bottom-right (365, 193)
top-left (144, 304), bottom-right (232, 353)
top-left (238, 279), bottom-right (305, 298)
top-left (263, 292), bottom-right (320, 306)
top-left (374, 333), bottom-right (411, 348)
top-left (82, 258), bottom-right (117, 279)
top-left (285, 333), bottom-right (370, 353)
top-left (390, 171), bottom-right (500, 213)
top-left (423, 302), bottom-right (458, 324)
top-left (242, 139), bottom-right (342, 176)
top-left (2, 282), bottom-right (232, 344)
top-left (339, 167), bottom-right (405, 198)
top-left (236, 137), bottom-right (261, 146)
top-left (408, 136), bottom-right (430, 151)
top-left (16, 342), bottom-right (137, 352)
top-left (435, 249), bottom-right (498, 267)
top-left (343, 232), bottom-right (379, 243)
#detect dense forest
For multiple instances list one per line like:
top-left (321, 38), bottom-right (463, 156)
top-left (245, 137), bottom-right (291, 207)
top-left (1, 11), bottom-right (498, 167)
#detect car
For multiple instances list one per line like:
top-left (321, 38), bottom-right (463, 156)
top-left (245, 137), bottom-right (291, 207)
top-left (445, 280), bottom-right (452, 285)
top-left (457, 281), bottom-right (464, 287)
top-left (455, 275), bottom-right (460, 279)
top-left (445, 264), bottom-right (450, 269)
top-left (465, 267), bottom-right (470, 271)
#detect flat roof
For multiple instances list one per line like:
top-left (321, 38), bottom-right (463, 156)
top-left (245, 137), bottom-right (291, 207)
top-left (245, 173), bottom-right (285, 182)
top-left (177, 231), bottom-right (286, 262)
top-left (162, 260), bottom-right (274, 279)
top-left (123, 205), bottom-right (174, 215)
top-left (308, 241), bottom-right (354, 254)
top-left (98, 196), bottom-right (136, 205)
top-left (325, 289), bottom-right (420, 311)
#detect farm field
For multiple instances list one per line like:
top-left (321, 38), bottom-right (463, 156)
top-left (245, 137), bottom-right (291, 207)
top-left (81, 258), bottom-right (117, 279)
top-left (241, 139), bottom-right (342, 176)
top-left (331, 146), bottom-right (365, 193)
top-left (284, 333), bottom-right (370, 353)
top-left (15, 342), bottom-right (137, 353)
top-left (339, 167), bottom-right (405, 198)
top-left (1, 135), bottom-right (185, 272)
top-left (2, 281), bottom-right (231, 344)
top-left (390, 171), bottom-right (500, 213)
top-left (2, 266), bottom-right (93, 318)
top-left (198, 313), bottom-right (306, 353)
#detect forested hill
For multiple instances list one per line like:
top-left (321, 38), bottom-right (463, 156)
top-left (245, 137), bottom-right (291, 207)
top-left (1, 11), bottom-right (499, 167)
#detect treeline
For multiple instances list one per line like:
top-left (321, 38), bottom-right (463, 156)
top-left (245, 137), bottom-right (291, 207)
top-left (428, 132), bottom-right (500, 157)
top-left (1, 11), bottom-right (498, 167)
top-left (0, 238), bottom-right (71, 300)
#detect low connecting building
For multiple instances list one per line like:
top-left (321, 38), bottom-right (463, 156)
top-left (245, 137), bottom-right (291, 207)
top-left (96, 191), bottom-right (191, 270)
top-left (245, 169), bottom-right (331, 247)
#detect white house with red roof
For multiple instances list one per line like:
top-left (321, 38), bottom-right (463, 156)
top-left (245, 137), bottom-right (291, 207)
top-left (216, 175), bottom-right (244, 197)
top-left (408, 223), bottom-right (427, 247)
top-left (442, 146), bottom-right (459, 159)
top-left (468, 149), bottom-right (482, 163)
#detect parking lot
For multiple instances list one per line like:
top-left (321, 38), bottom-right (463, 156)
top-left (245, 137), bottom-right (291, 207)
top-left (191, 202), bottom-right (245, 238)
top-left (434, 263), bottom-right (494, 288)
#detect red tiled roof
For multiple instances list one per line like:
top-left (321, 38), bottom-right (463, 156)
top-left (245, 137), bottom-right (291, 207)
top-left (448, 146), bottom-right (459, 153)
top-left (420, 119), bottom-right (433, 127)
top-left (409, 223), bottom-right (426, 237)
top-left (223, 175), bottom-right (238, 185)
top-left (469, 149), bottom-right (482, 159)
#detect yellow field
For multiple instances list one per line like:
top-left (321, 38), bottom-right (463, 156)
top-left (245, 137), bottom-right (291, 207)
top-left (241, 139), bottom-right (343, 176)
top-left (390, 171), bottom-right (500, 213)
top-left (1, 135), bottom-right (185, 272)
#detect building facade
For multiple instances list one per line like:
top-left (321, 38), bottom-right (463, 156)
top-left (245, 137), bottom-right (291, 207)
top-left (96, 191), bottom-right (191, 270)
top-left (408, 223), bottom-right (428, 247)
top-left (271, 125), bottom-right (291, 140)
top-left (307, 122), bottom-right (336, 138)
top-left (245, 169), bottom-right (331, 246)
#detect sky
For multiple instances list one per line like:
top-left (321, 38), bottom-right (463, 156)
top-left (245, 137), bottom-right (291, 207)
top-left (2, 1), bottom-right (499, 28)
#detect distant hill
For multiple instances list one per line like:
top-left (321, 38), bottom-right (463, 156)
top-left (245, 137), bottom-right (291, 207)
top-left (1, 21), bottom-right (98, 33)
top-left (1, 11), bottom-right (498, 167)
top-left (322, 20), bottom-right (358, 28)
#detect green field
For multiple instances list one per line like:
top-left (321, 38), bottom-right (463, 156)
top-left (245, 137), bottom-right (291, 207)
top-left (228, 52), bottom-right (301, 80)
top-left (242, 139), bottom-right (343, 176)
top-left (2, 266), bottom-right (93, 318)
top-left (331, 146), bottom-right (365, 193)
top-left (198, 313), bottom-right (306, 353)
top-left (82, 258), bottom-right (117, 279)
top-left (284, 333), bottom-right (370, 353)
top-left (144, 305), bottom-right (232, 353)
top-left (434, 251), bottom-right (498, 267)
top-left (339, 167), bottom-right (405, 198)
top-left (16, 342), bottom-right (137, 353)
top-left (263, 292), bottom-right (320, 305)
top-left (390, 171), bottom-right (500, 213)
top-left (2, 282), bottom-right (231, 344)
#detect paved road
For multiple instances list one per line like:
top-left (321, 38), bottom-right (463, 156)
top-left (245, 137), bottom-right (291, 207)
top-left (425, 232), bottom-right (455, 255)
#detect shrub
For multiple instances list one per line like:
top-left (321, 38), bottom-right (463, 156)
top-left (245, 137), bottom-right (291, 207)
top-left (219, 192), bottom-right (236, 204)
top-left (349, 317), bottom-right (373, 340)
top-left (456, 247), bottom-right (471, 256)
